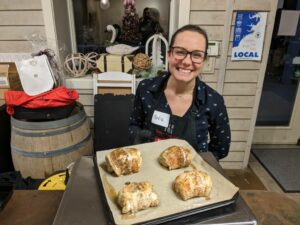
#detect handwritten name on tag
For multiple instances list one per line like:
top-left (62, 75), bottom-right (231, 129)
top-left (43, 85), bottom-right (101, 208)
top-left (151, 110), bottom-right (170, 128)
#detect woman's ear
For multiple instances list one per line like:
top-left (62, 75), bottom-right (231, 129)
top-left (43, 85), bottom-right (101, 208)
top-left (167, 50), bottom-right (172, 59)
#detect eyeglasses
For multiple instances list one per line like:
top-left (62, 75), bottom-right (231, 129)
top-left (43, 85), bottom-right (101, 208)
top-left (170, 47), bottom-right (207, 64)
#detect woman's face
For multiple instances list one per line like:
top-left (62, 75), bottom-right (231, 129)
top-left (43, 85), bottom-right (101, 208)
top-left (168, 31), bottom-right (206, 83)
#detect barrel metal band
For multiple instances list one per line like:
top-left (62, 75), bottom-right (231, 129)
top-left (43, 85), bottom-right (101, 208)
top-left (12, 117), bottom-right (87, 137)
top-left (11, 132), bottom-right (92, 158)
top-left (11, 109), bottom-right (86, 130)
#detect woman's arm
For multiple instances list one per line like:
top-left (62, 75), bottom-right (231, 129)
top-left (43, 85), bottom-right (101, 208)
top-left (208, 97), bottom-right (231, 160)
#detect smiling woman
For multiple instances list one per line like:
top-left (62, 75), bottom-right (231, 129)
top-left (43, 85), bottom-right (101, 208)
top-left (129, 24), bottom-right (231, 161)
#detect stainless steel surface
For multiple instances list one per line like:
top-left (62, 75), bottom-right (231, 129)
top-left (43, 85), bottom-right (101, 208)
top-left (53, 154), bottom-right (257, 225)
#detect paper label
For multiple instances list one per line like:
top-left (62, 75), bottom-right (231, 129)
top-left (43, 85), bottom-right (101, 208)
top-left (151, 110), bottom-right (170, 128)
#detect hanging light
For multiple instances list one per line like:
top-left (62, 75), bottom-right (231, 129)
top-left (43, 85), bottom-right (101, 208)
top-left (100, 0), bottom-right (110, 10)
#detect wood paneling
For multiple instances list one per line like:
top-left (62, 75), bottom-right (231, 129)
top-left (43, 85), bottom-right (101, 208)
top-left (226, 60), bottom-right (261, 70)
top-left (0, 26), bottom-right (45, 41)
top-left (225, 70), bottom-right (259, 82)
top-left (190, 0), bottom-right (226, 11)
top-left (190, 11), bottom-right (225, 25)
top-left (223, 83), bottom-right (257, 95)
top-left (65, 76), bottom-right (93, 89)
top-left (0, 41), bottom-right (33, 52)
top-left (201, 74), bottom-right (218, 82)
top-left (230, 141), bottom-right (247, 151)
top-left (230, 119), bottom-right (251, 131)
top-left (78, 94), bottom-right (93, 106)
top-left (231, 131), bottom-right (249, 141)
top-left (201, 25), bottom-right (224, 41)
top-left (227, 108), bottom-right (253, 119)
top-left (233, 0), bottom-right (271, 11)
top-left (77, 89), bottom-right (93, 95)
top-left (224, 96), bottom-right (255, 107)
top-left (0, 11), bottom-right (44, 26)
top-left (0, 0), bottom-right (42, 10)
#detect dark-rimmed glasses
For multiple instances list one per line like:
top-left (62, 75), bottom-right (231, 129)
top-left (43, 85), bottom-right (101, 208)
top-left (170, 47), bottom-right (207, 64)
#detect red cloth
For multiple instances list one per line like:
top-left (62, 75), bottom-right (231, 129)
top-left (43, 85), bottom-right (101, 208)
top-left (5, 86), bottom-right (79, 115)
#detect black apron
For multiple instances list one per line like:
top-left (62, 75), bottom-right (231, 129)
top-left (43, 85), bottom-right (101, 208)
top-left (146, 92), bottom-right (199, 150)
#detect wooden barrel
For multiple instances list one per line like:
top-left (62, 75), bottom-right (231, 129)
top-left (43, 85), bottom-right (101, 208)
top-left (10, 105), bottom-right (93, 179)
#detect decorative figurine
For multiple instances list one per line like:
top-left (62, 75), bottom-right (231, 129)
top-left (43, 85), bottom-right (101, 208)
top-left (105, 24), bottom-right (122, 44)
top-left (64, 53), bottom-right (89, 77)
top-left (145, 33), bottom-right (169, 72)
top-left (118, 0), bottom-right (141, 45)
top-left (139, 7), bottom-right (164, 45)
top-left (133, 53), bottom-right (151, 70)
top-left (85, 52), bottom-right (99, 69)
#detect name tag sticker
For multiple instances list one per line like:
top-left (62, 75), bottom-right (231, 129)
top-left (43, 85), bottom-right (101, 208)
top-left (151, 110), bottom-right (170, 128)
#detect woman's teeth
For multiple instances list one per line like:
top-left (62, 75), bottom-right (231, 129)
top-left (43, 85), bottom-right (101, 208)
top-left (178, 68), bottom-right (191, 73)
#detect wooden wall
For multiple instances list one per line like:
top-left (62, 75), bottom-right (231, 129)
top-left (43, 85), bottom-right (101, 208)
top-left (0, 0), bottom-right (45, 53)
top-left (190, 0), bottom-right (277, 168)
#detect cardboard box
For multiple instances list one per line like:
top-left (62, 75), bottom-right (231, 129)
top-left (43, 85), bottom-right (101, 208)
top-left (0, 63), bottom-right (23, 91)
top-left (0, 65), bottom-right (9, 88)
top-left (96, 54), bottom-right (133, 73)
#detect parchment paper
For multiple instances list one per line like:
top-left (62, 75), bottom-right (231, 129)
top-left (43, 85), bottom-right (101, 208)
top-left (95, 139), bottom-right (239, 225)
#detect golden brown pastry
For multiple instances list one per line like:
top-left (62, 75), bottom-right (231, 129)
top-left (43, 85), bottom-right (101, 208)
top-left (159, 146), bottom-right (192, 170)
top-left (117, 181), bottom-right (159, 214)
top-left (173, 170), bottom-right (212, 201)
top-left (105, 148), bottom-right (142, 176)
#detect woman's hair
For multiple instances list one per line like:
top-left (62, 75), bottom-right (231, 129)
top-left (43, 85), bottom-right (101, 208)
top-left (169, 24), bottom-right (208, 56)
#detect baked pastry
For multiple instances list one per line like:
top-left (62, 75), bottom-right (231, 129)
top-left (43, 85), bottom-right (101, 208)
top-left (159, 146), bottom-right (192, 170)
top-left (105, 148), bottom-right (142, 176)
top-left (173, 170), bottom-right (212, 200)
top-left (117, 181), bottom-right (159, 214)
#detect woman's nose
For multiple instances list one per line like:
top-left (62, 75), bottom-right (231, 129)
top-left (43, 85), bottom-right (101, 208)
top-left (182, 53), bottom-right (193, 64)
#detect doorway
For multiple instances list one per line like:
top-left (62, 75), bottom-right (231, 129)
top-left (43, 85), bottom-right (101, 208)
top-left (253, 0), bottom-right (300, 144)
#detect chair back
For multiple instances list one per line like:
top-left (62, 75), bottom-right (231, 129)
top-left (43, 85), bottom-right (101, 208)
top-left (93, 72), bottom-right (136, 95)
top-left (94, 94), bottom-right (134, 151)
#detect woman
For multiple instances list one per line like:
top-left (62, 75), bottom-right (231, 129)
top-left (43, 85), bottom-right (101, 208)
top-left (129, 24), bottom-right (230, 160)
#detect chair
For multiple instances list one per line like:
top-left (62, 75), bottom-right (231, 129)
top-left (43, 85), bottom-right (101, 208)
top-left (93, 72), bottom-right (136, 95)
top-left (93, 94), bottom-right (134, 151)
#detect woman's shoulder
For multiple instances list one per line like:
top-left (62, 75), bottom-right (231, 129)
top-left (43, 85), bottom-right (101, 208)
top-left (137, 73), bottom-right (169, 91)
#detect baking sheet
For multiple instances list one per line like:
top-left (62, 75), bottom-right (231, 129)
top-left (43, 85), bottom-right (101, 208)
top-left (95, 139), bottom-right (239, 225)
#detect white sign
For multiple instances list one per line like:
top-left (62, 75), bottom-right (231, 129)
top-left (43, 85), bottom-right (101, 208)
top-left (232, 12), bottom-right (267, 61)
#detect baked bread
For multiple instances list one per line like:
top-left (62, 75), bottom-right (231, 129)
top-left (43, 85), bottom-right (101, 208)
top-left (117, 181), bottom-right (159, 214)
top-left (173, 170), bottom-right (212, 200)
top-left (105, 148), bottom-right (142, 176)
top-left (159, 146), bottom-right (192, 170)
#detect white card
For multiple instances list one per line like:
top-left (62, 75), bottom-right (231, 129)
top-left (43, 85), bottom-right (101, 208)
top-left (151, 110), bottom-right (170, 128)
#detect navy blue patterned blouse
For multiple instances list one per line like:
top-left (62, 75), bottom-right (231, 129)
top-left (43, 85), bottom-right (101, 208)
top-left (129, 73), bottom-right (231, 160)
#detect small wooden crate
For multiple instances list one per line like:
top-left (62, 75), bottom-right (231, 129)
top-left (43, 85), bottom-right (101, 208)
top-left (96, 54), bottom-right (133, 73)
top-left (0, 63), bottom-right (23, 106)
